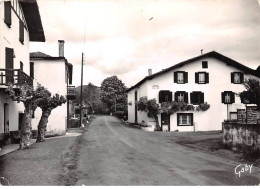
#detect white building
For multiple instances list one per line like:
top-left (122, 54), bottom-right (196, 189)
top-left (0, 0), bottom-right (45, 140)
top-left (30, 40), bottom-right (75, 136)
top-left (126, 51), bottom-right (260, 132)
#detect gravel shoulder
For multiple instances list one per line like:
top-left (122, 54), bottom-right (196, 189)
top-left (0, 129), bottom-right (84, 186)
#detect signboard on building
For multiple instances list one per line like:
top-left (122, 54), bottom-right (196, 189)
top-left (246, 106), bottom-right (258, 124)
top-left (237, 109), bottom-right (246, 123)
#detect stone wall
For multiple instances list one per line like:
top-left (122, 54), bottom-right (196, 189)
top-left (223, 121), bottom-right (260, 153)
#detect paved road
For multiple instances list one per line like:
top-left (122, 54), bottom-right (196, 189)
top-left (76, 115), bottom-right (259, 185)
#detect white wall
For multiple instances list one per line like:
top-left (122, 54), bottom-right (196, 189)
top-left (0, 1), bottom-right (31, 133)
top-left (31, 59), bottom-right (67, 135)
top-left (128, 56), bottom-right (259, 131)
top-left (127, 81), bottom-right (149, 125)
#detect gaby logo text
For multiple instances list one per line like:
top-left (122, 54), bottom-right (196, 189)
top-left (234, 164), bottom-right (253, 177)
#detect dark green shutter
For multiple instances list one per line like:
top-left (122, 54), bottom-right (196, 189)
top-left (221, 92), bottom-right (225, 103)
top-left (4, 1), bottom-right (11, 27)
top-left (175, 92), bottom-right (179, 101)
top-left (190, 114), bottom-right (194, 126)
top-left (174, 72), bottom-right (177, 83)
top-left (201, 92), bottom-right (204, 104)
top-left (240, 73), bottom-right (244, 84)
top-left (230, 92), bottom-right (235, 103)
top-left (184, 72), bottom-right (188, 83)
top-left (5, 48), bottom-right (14, 84)
top-left (190, 92), bottom-right (194, 104)
top-left (30, 62), bottom-right (34, 79)
top-left (169, 91), bottom-right (172, 102)
top-left (195, 72), bottom-right (199, 83)
top-left (19, 20), bottom-right (24, 43)
top-left (205, 72), bottom-right (209, 83)
top-left (184, 92), bottom-right (188, 103)
top-left (231, 72), bottom-right (234, 83)
top-left (159, 91), bottom-right (163, 103)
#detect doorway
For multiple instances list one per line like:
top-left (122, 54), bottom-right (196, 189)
top-left (4, 103), bottom-right (9, 133)
top-left (161, 113), bottom-right (170, 131)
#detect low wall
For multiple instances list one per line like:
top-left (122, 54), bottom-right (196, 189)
top-left (223, 121), bottom-right (260, 153)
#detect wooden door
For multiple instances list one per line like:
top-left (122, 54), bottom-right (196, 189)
top-left (4, 103), bottom-right (9, 133)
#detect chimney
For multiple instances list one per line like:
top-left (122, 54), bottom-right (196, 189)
top-left (148, 69), bottom-right (152, 76)
top-left (58, 40), bottom-right (65, 57)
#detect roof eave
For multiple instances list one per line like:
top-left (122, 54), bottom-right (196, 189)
top-left (19, 0), bottom-right (45, 42)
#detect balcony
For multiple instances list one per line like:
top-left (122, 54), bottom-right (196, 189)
top-left (67, 85), bottom-right (76, 100)
top-left (0, 69), bottom-right (33, 88)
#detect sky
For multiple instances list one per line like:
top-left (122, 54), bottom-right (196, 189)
top-left (30, 0), bottom-right (260, 88)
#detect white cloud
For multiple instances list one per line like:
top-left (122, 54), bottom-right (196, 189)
top-left (31, 0), bottom-right (260, 88)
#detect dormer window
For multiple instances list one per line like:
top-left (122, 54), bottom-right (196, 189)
top-left (195, 72), bottom-right (209, 84)
top-left (174, 71), bottom-right (188, 84)
top-left (231, 72), bottom-right (244, 84)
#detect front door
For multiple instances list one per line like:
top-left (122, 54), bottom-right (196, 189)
top-left (161, 113), bottom-right (170, 131)
top-left (4, 103), bottom-right (9, 133)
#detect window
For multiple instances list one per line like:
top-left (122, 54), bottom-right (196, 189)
top-left (221, 91), bottom-right (235, 104)
top-left (159, 90), bottom-right (172, 103)
top-left (195, 72), bottom-right (209, 84)
top-left (202, 61), bottom-right (208, 68)
top-left (177, 113), bottom-right (193, 126)
top-left (174, 91), bottom-right (188, 103)
top-left (190, 91), bottom-right (204, 105)
top-left (174, 71), bottom-right (188, 84)
top-left (20, 61), bottom-right (23, 71)
top-left (19, 20), bottom-right (24, 44)
top-left (231, 72), bottom-right (244, 84)
top-left (4, 1), bottom-right (12, 27)
top-left (30, 62), bottom-right (34, 79)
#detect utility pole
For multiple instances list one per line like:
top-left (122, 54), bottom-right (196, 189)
top-left (79, 52), bottom-right (84, 127)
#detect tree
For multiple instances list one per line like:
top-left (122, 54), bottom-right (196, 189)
top-left (136, 97), bottom-right (161, 131)
top-left (5, 84), bottom-right (44, 149)
top-left (239, 78), bottom-right (260, 108)
top-left (36, 87), bottom-right (66, 142)
top-left (100, 76), bottom-right (127, 114)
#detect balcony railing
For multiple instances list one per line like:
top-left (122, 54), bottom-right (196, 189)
top-left (67, 85), bottom-right (76, 100)
top-left (0, 69), bottom-right (33, 88)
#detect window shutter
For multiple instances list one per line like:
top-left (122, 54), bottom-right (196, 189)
top-left (19, 20), bottom-right (24, 43)
top-left (240, 73), bottom-right (244, 84)
top-left (4, 1), bottom-right (11, 27)
top-left (184, 92), bottom-right (188, 103)
top-left (159, 91), bottom-right (163, 103)
top-left (184, 72), bottom-right (188, 83)
top-left (230, 92), bottom-right (235, 103)
top-left (231, 72), bottom-right (234, 83)
top-left (190, 92), bottom-right (194, 104)
top-left (5, 48), bottom-right (14, 69)
top-left (201, 92), bottom-right (204, 104)
top-left (177, 114), bottom-right (180, 125)
top-left (190, 114), bottom-right (194, 126)
top-left (169, 91), bottom-right (172, 102)
top-left (205, 72), bottom-right (209, 83)
top-left (174, 72), bottom-right (177, 83)
top-left (221, 92), bottom-right (225, 103)
top-left (174, 92), bottom-right (179, 101)
top-left (20, 62), bottom-right (23, 71)
top-left (30, 62), bottom-right (34, 79)
top-left (195, 72), bottom-right (199, 83)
